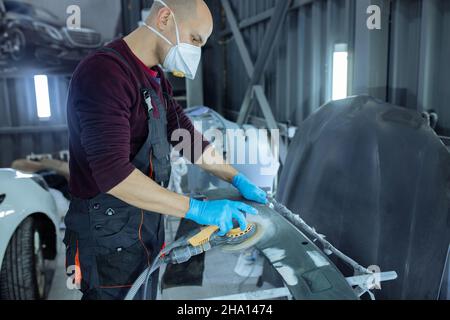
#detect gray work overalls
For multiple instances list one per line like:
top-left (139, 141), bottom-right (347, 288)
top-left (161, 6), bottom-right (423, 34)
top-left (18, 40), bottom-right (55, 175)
top-left (64, 48), bottom-right (172, 300)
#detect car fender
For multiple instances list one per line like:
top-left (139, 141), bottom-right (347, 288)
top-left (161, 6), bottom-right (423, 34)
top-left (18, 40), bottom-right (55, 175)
top-left (0, 169), bottom-right (60, 270)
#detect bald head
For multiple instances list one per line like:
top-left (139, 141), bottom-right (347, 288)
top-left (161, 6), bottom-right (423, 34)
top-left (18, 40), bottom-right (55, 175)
top-left (146, 0), bottom-right (213, 49)
top-left (152, 0), bottom-right (200, 18)
top-left (148, 0), bottom-right (212, 25)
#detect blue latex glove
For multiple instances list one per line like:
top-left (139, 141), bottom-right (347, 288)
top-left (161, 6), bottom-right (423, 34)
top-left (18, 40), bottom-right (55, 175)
top-left (186, 199), bottom-right (258, 236)
top-left (232, 173), bottom-right (268, 204)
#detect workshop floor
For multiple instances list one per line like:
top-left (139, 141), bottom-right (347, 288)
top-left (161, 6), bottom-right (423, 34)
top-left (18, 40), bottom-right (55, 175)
top-left (47, 216), bottom-right (274, 300)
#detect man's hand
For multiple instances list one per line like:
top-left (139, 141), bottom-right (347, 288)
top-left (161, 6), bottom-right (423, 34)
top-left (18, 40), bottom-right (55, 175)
top-left (232, 173), bottom-right (268, 204)
top-left (195, 146), bottom-right (268, 204)
top-left (185, 199), bottom-right (258, 236)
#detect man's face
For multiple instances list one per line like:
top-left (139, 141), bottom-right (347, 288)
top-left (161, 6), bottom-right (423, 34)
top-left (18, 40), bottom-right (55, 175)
top-left (178, 13), bottom-right (213, 48)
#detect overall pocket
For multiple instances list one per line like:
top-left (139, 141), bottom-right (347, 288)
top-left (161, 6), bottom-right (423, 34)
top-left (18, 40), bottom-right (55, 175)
top-left (91, 206), bottom-right (148, 287)
top-left (91, 203), bottom-right (133, 235)
top-left (96, 241), bottom-right (148, 288)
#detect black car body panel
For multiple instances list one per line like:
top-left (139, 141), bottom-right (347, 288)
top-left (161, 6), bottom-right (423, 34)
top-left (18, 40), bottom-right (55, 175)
top-left (277, 95), bottom-right (450, 299)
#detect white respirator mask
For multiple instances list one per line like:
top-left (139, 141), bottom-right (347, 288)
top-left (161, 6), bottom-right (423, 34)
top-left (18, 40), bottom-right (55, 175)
top-left (144, 0), bottom-right (202, 80)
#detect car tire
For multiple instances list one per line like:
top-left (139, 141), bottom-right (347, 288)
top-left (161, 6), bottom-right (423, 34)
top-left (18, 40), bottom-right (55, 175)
top-left (8, 28), bottom-right (27, 62)
top-left (0, 217), bottom-right (48, 300)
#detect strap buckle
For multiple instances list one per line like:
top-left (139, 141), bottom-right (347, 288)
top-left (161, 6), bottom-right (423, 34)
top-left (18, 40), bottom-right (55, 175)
top-left (142, 89), bottom-right (153, 114)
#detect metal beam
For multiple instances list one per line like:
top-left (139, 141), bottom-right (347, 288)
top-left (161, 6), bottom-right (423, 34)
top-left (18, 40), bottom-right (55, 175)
top-left (417, 0), bottom-right (440, 112)
top-left (236, 0), bottom-right (292, 126)
top-left (221, 0), bottom-right (254, 77)
top-left (220, 0), bottom-right (317, 38)
top-left (220, 9), bottom-right (275, 38)
top-left (253, 85), bottom-right (290, 165)
top-left (253, 86), bottom-right (278, 131)
top-left (221, 0), bottom-right (292, 165)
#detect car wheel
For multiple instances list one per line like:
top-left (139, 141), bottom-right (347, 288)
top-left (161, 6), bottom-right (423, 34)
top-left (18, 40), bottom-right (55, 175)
top-left (8, 28), bottom-right (26, 62)
top-left (0, 217), bottom-right (48, 300)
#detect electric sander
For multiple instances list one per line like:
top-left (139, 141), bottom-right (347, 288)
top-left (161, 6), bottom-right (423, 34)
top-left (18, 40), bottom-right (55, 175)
top-left (163, 221), bottom-right (264, 264)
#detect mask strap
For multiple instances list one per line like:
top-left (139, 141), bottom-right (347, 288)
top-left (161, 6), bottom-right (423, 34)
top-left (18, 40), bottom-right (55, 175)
top-left (153, 0), bottom-right (180, 44)
top-left (171, 13), bottom-right (181, 45)
top-left (143, 22), bottom-right (173, 46)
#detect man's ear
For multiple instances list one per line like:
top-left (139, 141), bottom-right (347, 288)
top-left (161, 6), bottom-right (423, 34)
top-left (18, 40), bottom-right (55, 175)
top-left (156, 7), bottom-right (172, 30)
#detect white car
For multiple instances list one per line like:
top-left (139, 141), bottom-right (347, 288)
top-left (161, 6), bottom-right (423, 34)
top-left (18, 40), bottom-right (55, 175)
top-left (0, 169), bottom-right (59, 300)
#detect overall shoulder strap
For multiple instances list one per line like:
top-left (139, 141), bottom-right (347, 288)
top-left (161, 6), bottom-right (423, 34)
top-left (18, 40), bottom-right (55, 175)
top-left (97, 47), bottom-right (133, 71)
top-left (158, 71), bottom-right (174, 101)
top-left (97, 47), bottom-right (143, 88)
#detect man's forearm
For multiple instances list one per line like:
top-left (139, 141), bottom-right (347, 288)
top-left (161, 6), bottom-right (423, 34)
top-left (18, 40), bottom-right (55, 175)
top-left (196, 145), bottom-right (238, 183)
top-left (108, 169), bottom-right (190, 217)
top-left (11, 159), bottom-right (70, 181)
top-left (40, 159), bottom-right (70, 180)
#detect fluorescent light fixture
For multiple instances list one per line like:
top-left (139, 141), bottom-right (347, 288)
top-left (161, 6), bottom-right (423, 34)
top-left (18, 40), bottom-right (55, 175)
top-left (332, 44), bottom-right (349, 101)
top-left (34, 75), bottom-right (52, 119)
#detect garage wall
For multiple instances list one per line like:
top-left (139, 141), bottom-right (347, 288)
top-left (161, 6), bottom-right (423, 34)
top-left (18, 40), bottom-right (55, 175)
top-left (206, 0), bottom-right (354, 126)
top-left (388, 0), bottom-right (450, 135)
top-left (0, 75), bottom-right (70, 167)
top-left (205, 0), bottom-right (450, 135)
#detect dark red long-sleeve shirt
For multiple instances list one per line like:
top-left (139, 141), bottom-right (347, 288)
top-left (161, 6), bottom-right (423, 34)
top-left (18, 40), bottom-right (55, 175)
top-left (67, 39), bottom-right (209, 199)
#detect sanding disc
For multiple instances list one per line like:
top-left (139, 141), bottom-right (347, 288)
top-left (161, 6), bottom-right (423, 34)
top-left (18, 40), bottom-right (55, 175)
top-left (220, 222), bottom-right (265, 252)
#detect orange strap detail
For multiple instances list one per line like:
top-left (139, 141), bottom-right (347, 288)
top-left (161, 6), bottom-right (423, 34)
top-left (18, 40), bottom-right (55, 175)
top-left (149, 154), bottom-right (154, 179)
top-left (75, 241), bottom-right (82, 286)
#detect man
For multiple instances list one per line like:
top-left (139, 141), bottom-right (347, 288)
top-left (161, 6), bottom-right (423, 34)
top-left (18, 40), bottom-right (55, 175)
top-left (65, 0), bottom-right (267, 300)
